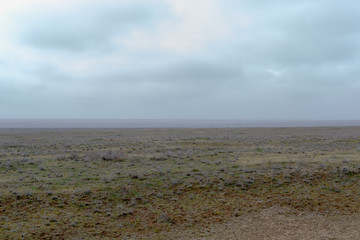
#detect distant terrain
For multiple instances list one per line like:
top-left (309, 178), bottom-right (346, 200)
top-left (2, 119), bottom-right (360, 128)
top-left (1, 127), bottom-right (360, 239)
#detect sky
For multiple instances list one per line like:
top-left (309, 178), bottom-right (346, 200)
top-left (1, 0), bottom-right (360, 120)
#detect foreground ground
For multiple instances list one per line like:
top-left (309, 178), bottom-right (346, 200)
top-left (0, 127), bottom-right (360, 239)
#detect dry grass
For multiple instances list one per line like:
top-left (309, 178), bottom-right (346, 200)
top-left (0, 127), bottom-right (360, 239)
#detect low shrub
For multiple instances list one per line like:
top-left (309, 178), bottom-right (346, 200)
top-left (83, 150), bottom-right (125, 162)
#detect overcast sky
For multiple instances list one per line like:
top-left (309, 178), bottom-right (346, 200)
top-left (1, 0), bottom-right (360, 119)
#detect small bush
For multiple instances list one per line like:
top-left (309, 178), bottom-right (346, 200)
top-left (83, 150), bottom-right (125, 162)
top-left (56, 155), bottom-right (67, 161)
top-left (68, 153), bottom-right (80, 161)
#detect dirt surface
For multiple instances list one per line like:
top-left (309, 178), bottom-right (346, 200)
top-left (155, 206), bottom-right (360, 239)
top-left (1, 127), bottom-right (360, 239)
top-left (198, 207), bottom-right (360, 240)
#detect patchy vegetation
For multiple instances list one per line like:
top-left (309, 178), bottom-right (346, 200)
top-left (0, 127), bottom-right (360, 239)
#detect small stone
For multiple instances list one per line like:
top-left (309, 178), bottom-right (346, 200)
top-left (158, 213), bottom-right (174, 224)
top-left (243, 179), bottom-right (254, 185)
top-left (38, 165), bottom-right (46, 171)
top-left (176, 189), bottom-right (183, 194)
top-left (129, 198), bottom-right (137, 207)
top-left (342, 167), bottom-right (349, 174)
top-left (83, 189), bottom-right (92, 195)
top-left (155, 193), bottom-right (163, 198)
top-left (129, 173), bottom-right (139, 179)
top-left (118, 208), bottom-right (133, 217)
top-left (0, 216), bottom-right (10, 222)
top-left (331, 185), bottom-right (340, 193)
top-left (244, 169), bottom-right (256, 173)
top-left (25, 192), bottom-right (32, 197)
top-left (171, 179), bottom-right (182, 186)
top-left (224, 179), bottom-right (236, 186)
top-left (93, 208), bottom-right (102, 213)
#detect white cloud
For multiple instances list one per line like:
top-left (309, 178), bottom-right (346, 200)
top-left (117, 0), bottom-right (245, 54)
top-left (266, 69), bottom-right (285, 77)
top-left (161, 0), bottom-right (231, 52)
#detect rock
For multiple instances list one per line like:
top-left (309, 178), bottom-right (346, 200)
top-left (243, 179), bottom-right (254, 185)
top-left (224, 179), bottom-right (236, 186)
top-left (184, 218), bottom-right (194, 227)
top-left (83, 189), bottom-right (92, 195)
top-left (146, 191), bottom-right (155, 197)
top-left (170, 179), bottom-right (182, 186)
top-left (341, 167), bottom-right (349, 174)
top-left (215, 160), bottom-right (222, 165)
top-left (331, 186), bottom-right (340, 193)
top-left (116, 204), bottom-right (133, 217)
top-left (158, 213), bottom-right (174, 224)
top-left (129, 198), bottom-right (137, 207)
top-left (241, 185), bottom-right (249, 190)
top-left (0, 216), bottom-right (10, 222)
top-left (129, 172), bottom-right (145, 180)
top-left (25, 192), bottom-right (32, 198)
top-left (155, 193), bottom-right (163, 198)
top-left (118, 208), bottom-right (133, 217)
top-left (93, 208), bottom-right (102, 213)
top-left (102, 177), bottom-right (111, 184)
top-left (244, 169), bottom-right (256, 173)
top-left (176, 189), bottom-right (183, 194)
top-left (117, 204), bottom-right (125, 209)
top-left (38, 165), bottom-right (46, 171)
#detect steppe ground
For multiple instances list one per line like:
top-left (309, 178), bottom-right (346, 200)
top-left (1, 127), bottom-right (360, 239)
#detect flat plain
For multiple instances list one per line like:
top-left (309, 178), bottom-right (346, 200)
top-left (1, 127), bottom-right (360, 239)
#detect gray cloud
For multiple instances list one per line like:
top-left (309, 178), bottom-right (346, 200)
top-left (268, 5), bottom-right (360, 65)
top-left (1, 0), bottom-right (360, 119)
top-left (19, 2), bottom-right (165, 51)
top-left (153, 62), bottom-right (242, 83)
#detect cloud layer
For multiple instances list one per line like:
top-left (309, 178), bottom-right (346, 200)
top-left (1, 0), bottom-right (360, 119)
